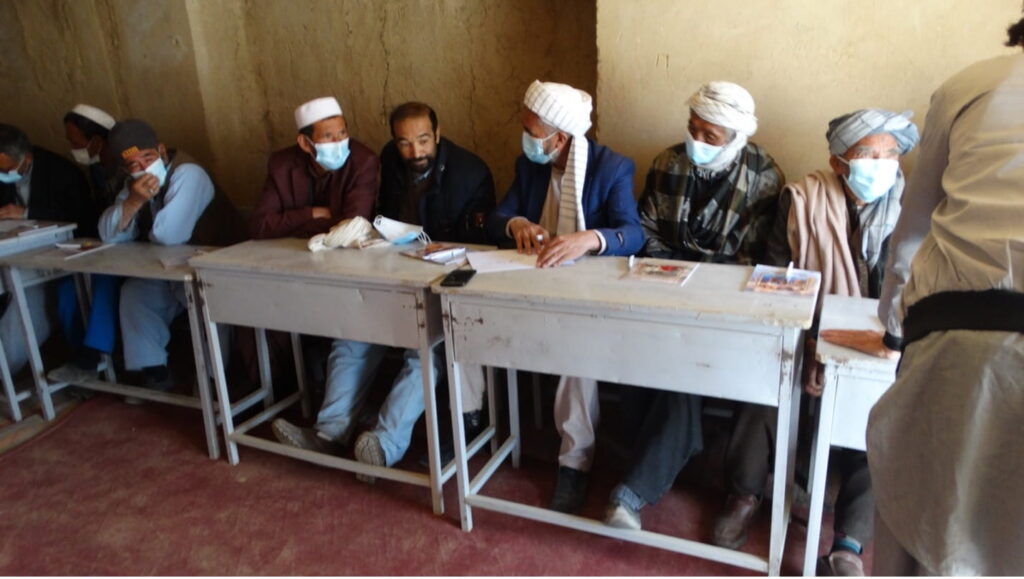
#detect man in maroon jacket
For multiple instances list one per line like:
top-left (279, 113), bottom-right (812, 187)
top-left (250, 96), bottom-right (378, 238)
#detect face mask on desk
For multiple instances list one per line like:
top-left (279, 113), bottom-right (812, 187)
top-left (373, 215), bottom-right (428, 245)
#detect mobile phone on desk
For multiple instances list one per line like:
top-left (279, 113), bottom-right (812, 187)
top-left (441, 268), bottom-right (477, 287)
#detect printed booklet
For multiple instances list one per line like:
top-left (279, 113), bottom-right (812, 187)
top-left (620, 258), bottom-right (698, 286)
top-left (745, 264), bottom-right (820, 295)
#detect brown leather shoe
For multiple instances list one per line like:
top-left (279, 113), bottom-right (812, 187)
top-left (712, 493), bottom-right (761, 549)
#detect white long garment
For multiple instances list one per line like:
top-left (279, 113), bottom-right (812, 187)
top-left (869, 53), bottom-right (1024, 575)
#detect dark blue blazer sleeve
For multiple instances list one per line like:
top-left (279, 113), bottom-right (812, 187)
top-left (589, 154), bottom-right (644, 256)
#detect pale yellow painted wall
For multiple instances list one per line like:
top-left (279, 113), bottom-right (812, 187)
top-left (595, 0), bottom-right (1022, 190)
top-left (1, 0), bottom-right (597, 207)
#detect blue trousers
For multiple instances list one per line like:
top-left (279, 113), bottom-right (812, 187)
top-left (56, 275), bottom-right (120, 354)
top-left (317, 339), bottom-right (442, 466)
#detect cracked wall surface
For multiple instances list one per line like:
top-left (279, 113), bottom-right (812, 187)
top-left (595, 0), bottom-right (1021, 191)
top-left (1, 0), bottom-right (597, 207)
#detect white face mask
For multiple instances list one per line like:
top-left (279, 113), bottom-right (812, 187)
top-left (373, 215), bottom-right (428, 245)
top-left (71, 148), bottom-right (99, 166)
top-left (130, 157), bottom-right (168, 187)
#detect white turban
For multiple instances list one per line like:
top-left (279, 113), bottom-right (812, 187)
top-left (69, 104), bottom-right (116, 130)
top-left (523, 80), bottom-right (592, 233)
top-left (686, 81), bottom-right (759, 173)
top-left (294, 97), bottom-right (343, 131)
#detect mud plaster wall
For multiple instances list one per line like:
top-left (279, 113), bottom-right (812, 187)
top-left (595, 0), bottom-right (1022, 191)
top-left (1, 0), bottom-right (597, 208)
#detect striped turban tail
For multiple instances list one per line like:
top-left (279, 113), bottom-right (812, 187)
top-left (524, 80), bottom-right (593, 235)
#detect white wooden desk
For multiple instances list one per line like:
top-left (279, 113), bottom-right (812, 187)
top-left (0, 242), bottom-right (229, 459)
top-left (191, 238), bottom-right (474, 514)
top-left (0, 222), bottom-right (76, 422)
top-left (437, 257), bottom-right (818, 575)
top-left (804, 295), bottom-right (897, 575)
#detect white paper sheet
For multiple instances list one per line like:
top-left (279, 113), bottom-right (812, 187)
top-left (466, 249), bottom-right (538, 273)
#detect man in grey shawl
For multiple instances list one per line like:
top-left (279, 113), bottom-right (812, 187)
top-left (716, 109), bottom-right (919, 577)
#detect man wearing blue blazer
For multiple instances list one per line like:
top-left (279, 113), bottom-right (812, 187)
top-left (487, 80), bottom-right (644, 514)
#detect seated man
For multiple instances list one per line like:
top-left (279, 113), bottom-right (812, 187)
top-left (64, 103), bottom-right (123, 227)
top-left (602, 81), bottom-right (783, 528)
top-left (50, 104), bottom-right (123, 385)
top-left (273, 101), bottom-right (494, 481)
top-left (249, 96), bottom-right (377, 239)
top-left (243, 96), bottom-right (378, 388)
top-left (0, 122), bottom-right (92, 376)
top-left (98, 119), bottom-right (242, 393)
top-left (487, 80), bottom-right (644, 513)
top-left (716, 109), bottom-right (919, 576)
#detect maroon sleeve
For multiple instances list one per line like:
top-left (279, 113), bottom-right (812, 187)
top-left (249, 150), bottom-right (318, 239)
top-left (335, 143), bottom-right (379, 222)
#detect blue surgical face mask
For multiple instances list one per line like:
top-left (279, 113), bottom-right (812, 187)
top-left (130, 157), bottom-right (168, 187)
top-left (841, 158), bottom-right (899, 203)
top-left (0, 158), bottom-right (26, 184)
top-left (521, 131), bottom-right (559, 165)
top-left (313, 138), bottom-right (351, 171)
top-left (684, 132), bottom-right (724, 166)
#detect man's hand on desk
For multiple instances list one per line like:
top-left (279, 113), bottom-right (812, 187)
top-left (537, 230), bottom-right (599, 268)
top-left (509, 218), bottom-right (549, 255)
top-left (819, 329), bottom-right (901, 360)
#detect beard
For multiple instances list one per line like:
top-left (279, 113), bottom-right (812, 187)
top-left (405, 155), bottom-right (435, 175)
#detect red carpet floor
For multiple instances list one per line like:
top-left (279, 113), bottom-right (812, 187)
top-left (0, 395), bottom-right (856, 575)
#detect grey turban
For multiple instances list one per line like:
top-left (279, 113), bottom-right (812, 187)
top-left (826, 109), bottom-right (920, 156)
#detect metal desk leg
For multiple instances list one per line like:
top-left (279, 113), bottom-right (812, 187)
top-left (420, 333), bottom-right (444, 515)
top-left (255, 328), bottom-right (274, 410)
top-left (290, 332), bottom-right (311, 419)
top-left (486, 366), bottom-right (498, 454)
top-left (3, 266), bottom-right (53, 421)
top-left (198, 280), bottom-right (238, 464)
top-left (185, 281), bottom-right (220, 460)
top-left (768, 330), bottom-right (801, 576)
top-left (508, 368), bottom-right (521, 469)
top-left (804, 366), bottom-right (839, 575)
top-left (0, 336), bottom-right (20, 422)
top-left (444, 321), bottom-right (473, 530)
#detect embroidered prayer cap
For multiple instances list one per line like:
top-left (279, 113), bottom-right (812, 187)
top-left (826, 109), bottom-right (920, 156)
top-left (523, 80), bottom-right (593, 136)
top-left (108, 119), bottom-right (160, 161)
top-left (687, 81), bottom-right (758, 137)
top-left (294, 97), bottom-right (343, 131)
top-left (69, 104), bottom-right (116, 131)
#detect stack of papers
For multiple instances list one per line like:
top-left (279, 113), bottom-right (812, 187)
top-left (55, 239), bottom-right (113, 260)
top-left (401, 242), bottom-right (467, 265)
top-left (466, 250), bottom-right (538, 273)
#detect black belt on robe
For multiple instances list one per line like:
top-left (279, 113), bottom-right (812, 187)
top-left (902, 289), bottom-right (1024, 349)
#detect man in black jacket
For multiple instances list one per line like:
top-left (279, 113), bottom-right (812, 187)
top-left (0, 123), bottom-right (93, 376)
top-left (271, 102), bottom-right (496, 474)
top-left (0, 123), bottom-right (92, 232)
top-left (377, 102), bottom-right (494, 244)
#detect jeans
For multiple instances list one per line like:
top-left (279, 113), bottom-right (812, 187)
top-left (317, 339), bottom-right (442, 465)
